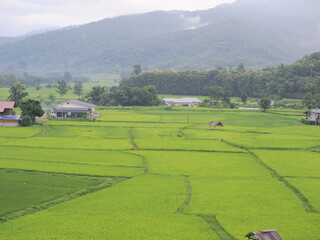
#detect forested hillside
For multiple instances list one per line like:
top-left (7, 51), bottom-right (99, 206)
top-left (121, 52), bottom-right (320, 98)
top-left (0, 0), bottom-right (319, 74)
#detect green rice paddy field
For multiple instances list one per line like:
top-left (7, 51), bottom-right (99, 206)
top-left (0, 108), bottom-right (319, 239)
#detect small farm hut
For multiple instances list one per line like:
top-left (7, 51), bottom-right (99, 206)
top-left (208, 121), bottom-right (223, 128)
top-left (245, 229), bottom-right (282, 240)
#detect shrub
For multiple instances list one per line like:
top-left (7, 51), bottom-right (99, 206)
top-left (20, 116), bottom-right (33, 126)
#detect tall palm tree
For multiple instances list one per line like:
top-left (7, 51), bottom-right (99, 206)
top-left (8, 82), bottom-right (29, 106)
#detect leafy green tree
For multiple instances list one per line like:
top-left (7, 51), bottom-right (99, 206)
top-left (204, 86), bottom-right (224, 107)
top-left (222, 91), bottom-right (231, 105)
top-left (132, 64), bottom-right (142, 76)
top-left (73, 81), bottom-right (83, 98)
top-left (259, 97), bottom-right (271, 111)
top-left (55, 80), bottom-right (69, 98)
top-left (48, 94), bottom-right (57, 103)
top-left (314, 93), bottom-right (320, 108)
top-left (241, 93), bottom-right (248, 103)
top-left (302, 92), bottom-right (315, 110)
top-left (7, 82), bottom-right (29, 106)
top-left (63, 71), bottom-right (72, 82)
top-left (20, 115), bottom-right (32, 126)
top-left (20, 99), bottom-right (44, 123)
top-left (236, 62), bottom-right (246, 73)
top-left (86, 86), bottom-right (108, 105)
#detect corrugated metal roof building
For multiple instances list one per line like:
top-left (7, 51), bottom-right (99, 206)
top-left (163, 98), bottom-right (201, 107)
top-left (0, 101), bottom-right (16, 116)
top-left (0, 115), bottom-right (21, 127)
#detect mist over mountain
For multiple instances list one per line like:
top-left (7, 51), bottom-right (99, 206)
top-left (0, 0), bottom-right (319, 74)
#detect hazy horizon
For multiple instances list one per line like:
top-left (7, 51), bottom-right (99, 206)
top-left (0, 0), bottom-right (235, 37)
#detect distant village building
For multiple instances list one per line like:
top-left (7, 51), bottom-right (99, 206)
top-left (308, 109), bottom-right (320, 124)
top-left (51, 100), bottom-right (96, 118)
top-left (163, 98), bottom-right (201, 107)
top-left (0, 101), bottom-right (20, 127)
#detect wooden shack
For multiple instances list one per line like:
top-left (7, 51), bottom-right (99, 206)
top-left (208, 121), bottom-right (223, 128)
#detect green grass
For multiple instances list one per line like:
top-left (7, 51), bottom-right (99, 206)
top-left (41, 125), bottom-right (131, 139)
top-left (188, 175), bottom-right (320, 239)
top-left (0, 106), bottom-right (319, 239)
top-left (140, 151), bottom-right (265, 176)
top-left (0, 171), bottom-right (104, 216)
top-left (0, 175), bottom-right (219, 240)
top-left (0, 125), bottom-right (41, 138)
top-left (2, 137), bottom-right (133, 150)
top-left (252, 150), bottom-right (320, 177)
top-left (286, 178), bottom-right (320, 212)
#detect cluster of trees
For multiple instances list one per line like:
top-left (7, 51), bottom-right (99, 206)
top-left (20, 99), bottom-right (44, 126)
top-left (86, 85), bottom-right (161, 106)
top-left (201, 86), bottom-right (232, 108)
top-left (302, 92), bottom-right (320, 110)
top-left (121, 52), bottom-right (320, 99)
top-left (6, 80), bottom-right (84, 107)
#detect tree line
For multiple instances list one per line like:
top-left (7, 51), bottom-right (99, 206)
top-left (121, 52), bottom-right (320, 99)
top-left (86, 85), bottom-right (161, 106)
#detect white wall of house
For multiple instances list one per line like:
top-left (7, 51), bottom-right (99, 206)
top-left (163, 98), bottom-right (201, 107)
top-left (308, 110), bottom-right (320, 121)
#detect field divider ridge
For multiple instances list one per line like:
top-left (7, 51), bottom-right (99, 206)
top-left (222, 140), bottom-right (318, 213)
top-left (123, 151), bottom-right (149, 174)
top-left (0, 157), bottom-right (143, 168)
top-left (0, 177), bottom-right (126, 224)
top-left (197, 214), bottom-right (237, 240)
top-left (0, 167), bottom-right (132, 179)
top-left (176, 176), bottom-right (191, 214)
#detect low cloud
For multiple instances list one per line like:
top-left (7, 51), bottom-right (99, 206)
top-left (180, 14), bottom-right (209, 30)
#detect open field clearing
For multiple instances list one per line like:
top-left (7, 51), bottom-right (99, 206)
top-left (286, 178), bottom-right (320, 212)
top-left (0, 146), bottom-right (142, 167)
top-left (0, 125), bottom-right (41, 138)
top-left (2, 137), bottom-right (133, 150)
top-left (135, 138), bottom-right (247, 152)
top-left (40, 125), bottom-right (131, 139)
top-left (140, 151), bottom-right (265, 177)
top-left (188, 176), bottom-right (320, 239)
top-left (0, 108), bottom-right (319, 239)
top-left (0, 171), bottom-right (105, 217)
top-left (0, 175), bottom-right (219, 240)
top-left (252, 150), bottom-right (320, 177)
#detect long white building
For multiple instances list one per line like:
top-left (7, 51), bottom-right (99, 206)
top-left (163, 98), bottom-right (201, 107)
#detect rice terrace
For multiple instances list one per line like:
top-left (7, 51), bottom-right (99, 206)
top-left (0, 107), bottom-right (320, 239)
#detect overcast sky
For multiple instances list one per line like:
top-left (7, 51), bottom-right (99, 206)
top-left (0, 0), bottom-right (236, 37)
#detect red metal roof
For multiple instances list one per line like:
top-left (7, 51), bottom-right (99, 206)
top-left (0, 101), bottom-right (15, 112)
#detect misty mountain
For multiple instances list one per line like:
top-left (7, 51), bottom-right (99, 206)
top-left (0, 0), bottom-right (319, 74)
top-left (0, 37), bottom-right (25, 46)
